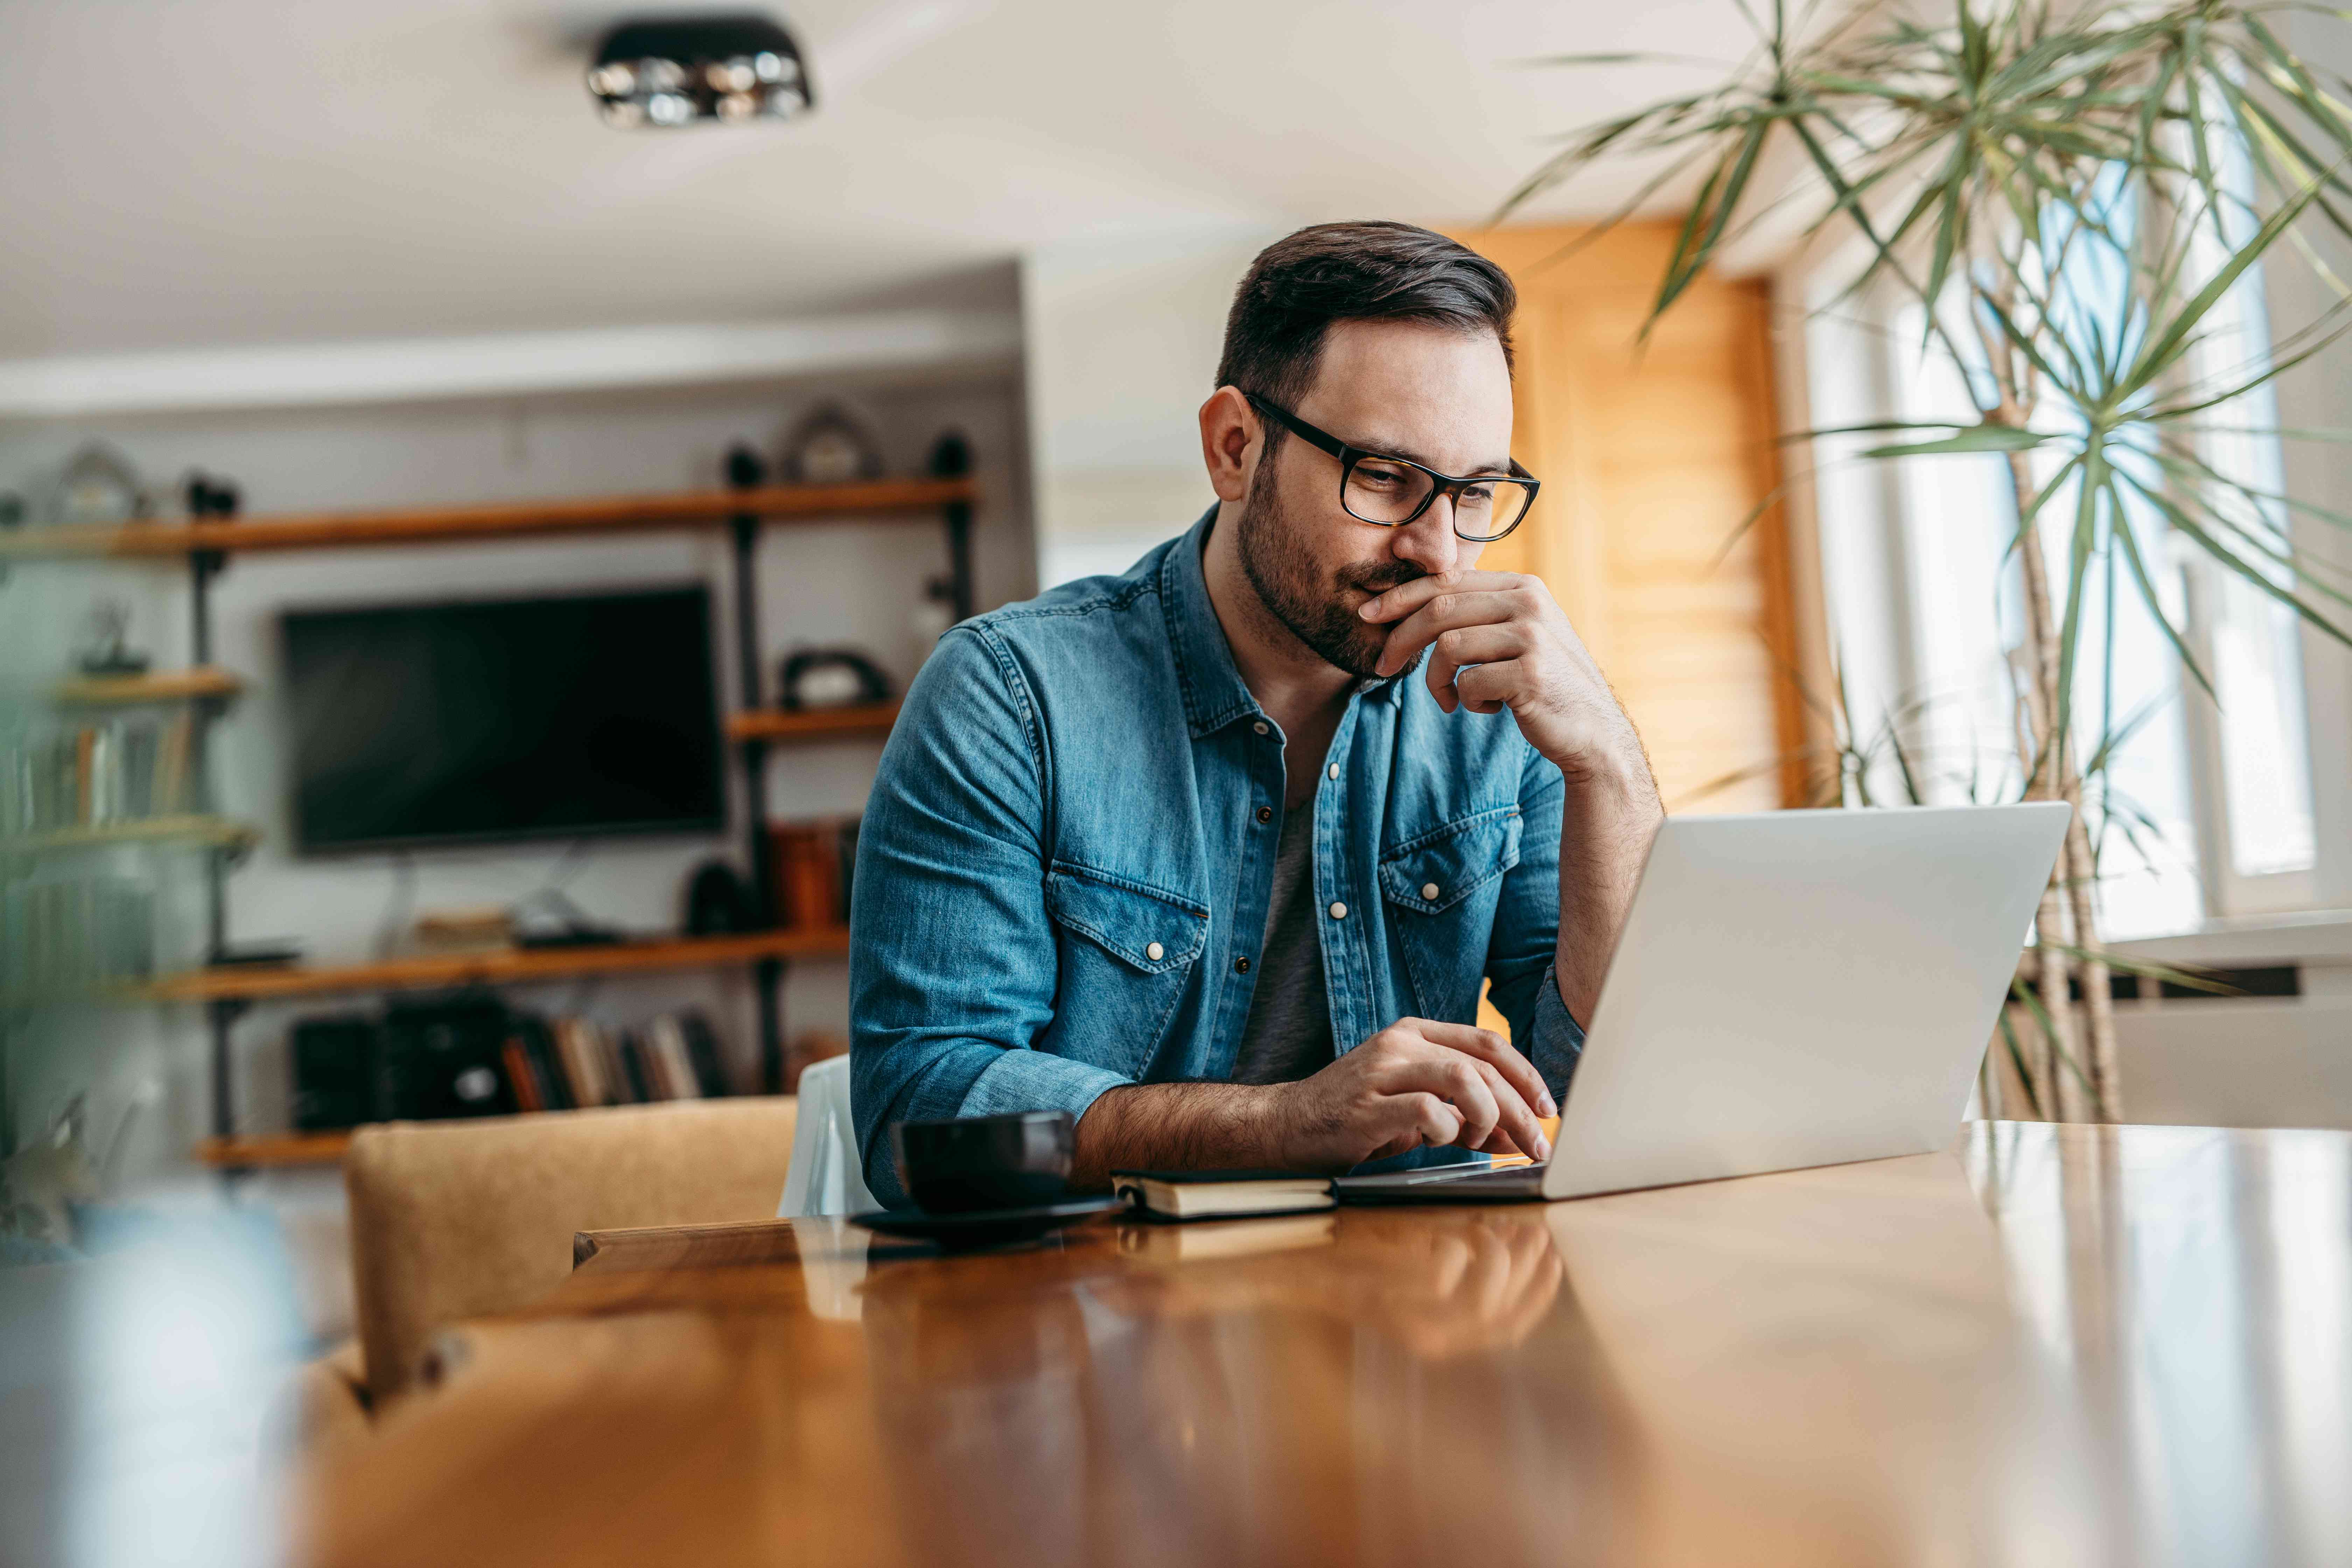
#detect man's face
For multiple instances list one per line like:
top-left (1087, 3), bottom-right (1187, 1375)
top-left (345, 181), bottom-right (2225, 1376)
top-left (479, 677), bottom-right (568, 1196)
top-left (1235, 318), bottom-right (1516, 677)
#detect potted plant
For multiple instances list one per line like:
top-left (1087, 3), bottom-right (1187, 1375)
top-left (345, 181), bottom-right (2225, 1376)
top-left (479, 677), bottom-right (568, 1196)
top-left (1505, 0), bottom-right (2352, 1118)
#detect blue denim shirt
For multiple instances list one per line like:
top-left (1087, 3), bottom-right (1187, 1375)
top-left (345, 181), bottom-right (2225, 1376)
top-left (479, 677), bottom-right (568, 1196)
top-left (848, 511), bottom-right (1586, 1204)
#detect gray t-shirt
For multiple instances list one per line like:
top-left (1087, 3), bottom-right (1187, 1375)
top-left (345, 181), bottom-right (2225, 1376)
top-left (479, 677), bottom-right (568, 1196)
top-left (1229, 800), bottom-right (1337, 1085)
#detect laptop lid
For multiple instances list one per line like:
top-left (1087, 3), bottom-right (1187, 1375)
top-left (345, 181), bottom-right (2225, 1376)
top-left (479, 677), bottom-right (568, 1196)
top-left (1544, 803), bottom-right (2070, 1200)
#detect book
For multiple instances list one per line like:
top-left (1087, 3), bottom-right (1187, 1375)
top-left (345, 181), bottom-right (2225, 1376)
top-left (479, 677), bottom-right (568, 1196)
top-left (1111, 1169), bottom-right (1338, 1221)
top-left (618, 1030), bottom-right (654, 1102)
top-left (154, 712), bottom-right (191, 816)
top-left (678, 1011), bottom-right (730, 1097)
top-left (554, 1018), bottom-right (608, 1107)
top-left (648, 1014), bottom-right (701, 1100)
top-left (519, 1016), bottom-right (574, 1111)
top-left (501, 1038), bottom-right (543, 1113)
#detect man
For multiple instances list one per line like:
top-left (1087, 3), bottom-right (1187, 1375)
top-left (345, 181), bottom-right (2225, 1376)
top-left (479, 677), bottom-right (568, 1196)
top-left (849, 221), bottom-right (1663, 1205)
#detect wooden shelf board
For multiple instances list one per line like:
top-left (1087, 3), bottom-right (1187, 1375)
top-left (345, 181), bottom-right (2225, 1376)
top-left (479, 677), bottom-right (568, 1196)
top-left (0, 477), bottom-right (978, 560)
top-left (148, 926), bottom-right (850, 1002)
top-left (1, 814), bottom-right (259, 855)
top-left (726, 701), bottom-right (901, 744)
top-left (196, 1130), bottom-right (352, 1169)
top-left (53, 667), bottom-right (243, 705)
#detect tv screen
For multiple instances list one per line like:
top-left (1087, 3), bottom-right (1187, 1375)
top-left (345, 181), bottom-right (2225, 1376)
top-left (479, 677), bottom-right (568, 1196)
top-left (283, 586), bottom-right (725, 853)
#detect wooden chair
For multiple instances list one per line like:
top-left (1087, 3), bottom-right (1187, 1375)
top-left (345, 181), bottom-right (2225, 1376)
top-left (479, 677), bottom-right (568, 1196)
top-left (343, 1098), bottom-right (797, 1404)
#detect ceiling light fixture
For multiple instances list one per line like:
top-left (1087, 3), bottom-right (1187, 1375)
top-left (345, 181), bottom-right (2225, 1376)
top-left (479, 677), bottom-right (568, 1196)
top-left (587, 13), bottom-right (813, 129)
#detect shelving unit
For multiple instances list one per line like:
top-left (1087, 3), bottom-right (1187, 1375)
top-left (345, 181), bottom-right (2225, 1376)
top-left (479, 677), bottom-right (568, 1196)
top-left (193, 1129), bottom-right (353, 1169)
top-left (53, 667), bottom-right (244, 705)
top-left (182, 929), bottom-right (852, 1170)
top-left (150, 927), bottom-right (849, 1003)
top-left (0, 478), bottom-right (975, 560)
top-left (0, 814), bottom-right (259, 856)
top-left (22, 472), bottom-right (976, 1167)
top-left (725, 701), bottom-right (901, 744)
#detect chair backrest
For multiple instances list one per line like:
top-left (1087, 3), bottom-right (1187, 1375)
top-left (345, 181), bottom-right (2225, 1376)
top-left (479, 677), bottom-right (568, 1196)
top-left (344, 1097), bottom-right (796, 1403)
top-left (777, 1054), bottom-right (878, 1217)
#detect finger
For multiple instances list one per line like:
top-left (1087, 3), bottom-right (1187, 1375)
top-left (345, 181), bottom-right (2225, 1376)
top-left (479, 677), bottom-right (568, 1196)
top-left (1453, 656), bottom-right (1533, 717)
top-left (1357, 570), bottom-right (1528, 626)
top-left (1404, 1092), bottom-right (1464, 1150)
top-left (1372, 590), bottom-right (1524, 677)
top-left (1441, 1058), bottom-right (1507, 1151)
top-left (1468, 1059), bottom-right (1548, 1159)
top-left (1422, 623), bottom-right (1523, 714)
top-left (1412, 1019), bottom-right (1557, 1120)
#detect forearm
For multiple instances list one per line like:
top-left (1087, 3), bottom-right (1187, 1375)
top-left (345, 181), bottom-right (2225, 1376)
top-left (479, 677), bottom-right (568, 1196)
top-left (1552, 760), bottom-right (1664, 1026)
top-left (1071, 1080), bottom-right (1289, 1189)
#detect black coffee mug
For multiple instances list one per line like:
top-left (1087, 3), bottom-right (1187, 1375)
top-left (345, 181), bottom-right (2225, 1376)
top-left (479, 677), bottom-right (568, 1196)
top-left (890, 1110), bottom-right (1074, 1213)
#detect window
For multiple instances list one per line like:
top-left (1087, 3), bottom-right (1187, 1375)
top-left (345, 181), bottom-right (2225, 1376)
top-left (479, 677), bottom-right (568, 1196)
top-left (1793, 233), bottom-right (2325, 939)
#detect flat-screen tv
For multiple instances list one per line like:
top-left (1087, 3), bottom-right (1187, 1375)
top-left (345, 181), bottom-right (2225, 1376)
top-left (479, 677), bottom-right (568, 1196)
top-left (283, 586), bottom-right (725, 854)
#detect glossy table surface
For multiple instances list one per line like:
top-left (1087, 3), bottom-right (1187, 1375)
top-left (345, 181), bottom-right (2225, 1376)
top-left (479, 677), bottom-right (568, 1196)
top-left (302, 1122), bottom-right (2352, 1567)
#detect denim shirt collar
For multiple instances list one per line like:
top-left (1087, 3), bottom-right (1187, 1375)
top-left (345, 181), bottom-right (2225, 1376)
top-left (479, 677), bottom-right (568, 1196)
top-left (1159, 506), bottom-right (1413, 740)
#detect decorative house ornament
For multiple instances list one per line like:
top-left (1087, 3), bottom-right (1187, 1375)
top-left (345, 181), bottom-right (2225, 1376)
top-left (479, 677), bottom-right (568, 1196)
top-left (46, 442), bottom-right (149, 526)
top-left (587, 13), bottom-right (814, 129)
top-left (781, 403), bottom-right (882, 485)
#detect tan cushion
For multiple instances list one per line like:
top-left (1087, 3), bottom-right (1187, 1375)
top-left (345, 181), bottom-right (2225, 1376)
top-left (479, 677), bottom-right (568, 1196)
top-left (345, 1098), bottom-right (796, 1401)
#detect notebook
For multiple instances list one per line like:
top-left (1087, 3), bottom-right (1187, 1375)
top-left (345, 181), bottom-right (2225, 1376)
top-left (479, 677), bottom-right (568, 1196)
top-left (1111, 1169), bottom-right (1337, 1221)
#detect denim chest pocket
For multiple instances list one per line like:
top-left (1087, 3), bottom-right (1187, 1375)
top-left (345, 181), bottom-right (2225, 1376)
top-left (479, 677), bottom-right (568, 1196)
top-left (1043, 862), bottom-right (1209, 1078)
top-left (1378, 808), bottom-right (1522, 1021)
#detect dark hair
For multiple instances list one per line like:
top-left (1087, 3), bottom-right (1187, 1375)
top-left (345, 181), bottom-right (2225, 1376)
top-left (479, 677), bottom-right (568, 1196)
top-left (1215, 222), bottom-right (1516, 443)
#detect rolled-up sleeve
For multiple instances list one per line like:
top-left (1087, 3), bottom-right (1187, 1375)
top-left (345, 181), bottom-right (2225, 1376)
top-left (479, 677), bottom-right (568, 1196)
top-left (848, 626), bottom-right (1131, 1205)
top-left (1480, 741), bottom-right (1586, 1097)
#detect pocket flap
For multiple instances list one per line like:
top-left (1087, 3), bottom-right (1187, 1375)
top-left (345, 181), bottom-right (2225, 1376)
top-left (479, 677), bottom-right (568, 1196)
top-left (1044, 862), bottom-right (1209, 973)
top-left (1378, 808), bottom-right (1522, 915)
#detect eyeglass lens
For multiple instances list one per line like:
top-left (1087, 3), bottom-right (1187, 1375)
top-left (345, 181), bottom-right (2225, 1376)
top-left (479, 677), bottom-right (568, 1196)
top-left (1343, 457), bottom-right (1534, 540)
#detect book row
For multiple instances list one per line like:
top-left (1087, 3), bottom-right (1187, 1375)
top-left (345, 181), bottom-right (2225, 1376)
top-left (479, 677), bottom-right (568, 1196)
top-left (2, 715), bottom-right (201, 836)
top-left (0, 875), bottom-right (155, 997)
top-left (289, 994), bottom-right (735, 1131)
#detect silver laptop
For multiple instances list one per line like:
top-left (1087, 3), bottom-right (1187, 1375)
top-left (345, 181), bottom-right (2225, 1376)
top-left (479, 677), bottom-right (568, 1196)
top-left (1338, 803), bottom-right (2071, 1204)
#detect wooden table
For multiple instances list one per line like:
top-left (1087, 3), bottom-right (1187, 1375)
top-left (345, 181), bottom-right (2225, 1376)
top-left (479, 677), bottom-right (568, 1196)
top-left (301, 1122), bottom-right (2352, 1567)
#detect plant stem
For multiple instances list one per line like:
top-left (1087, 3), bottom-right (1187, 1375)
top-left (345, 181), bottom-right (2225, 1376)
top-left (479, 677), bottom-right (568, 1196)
top-left (2001, 437), bottom-right (2121, 1120)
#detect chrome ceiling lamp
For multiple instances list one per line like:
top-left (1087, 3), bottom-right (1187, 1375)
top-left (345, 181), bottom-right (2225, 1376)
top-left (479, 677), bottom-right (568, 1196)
top-left (587, 13), bottom-right (813, 128)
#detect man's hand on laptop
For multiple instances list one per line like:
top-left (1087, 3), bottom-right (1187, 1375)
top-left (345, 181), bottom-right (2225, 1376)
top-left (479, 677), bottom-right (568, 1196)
top-left (1273, 1019), bottom-right (1554, 1169)
top-left (1070, 1019), bottom-right (1554, 1188)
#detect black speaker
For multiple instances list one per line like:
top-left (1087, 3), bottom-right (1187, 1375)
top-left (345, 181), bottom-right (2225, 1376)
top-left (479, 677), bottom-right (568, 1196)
top-left (377, 995), bottom-right (515, 1120)
top-left (686, 859), bottom-right (757, 934)
top-left (290, 1013), bottom-right (382, 1131)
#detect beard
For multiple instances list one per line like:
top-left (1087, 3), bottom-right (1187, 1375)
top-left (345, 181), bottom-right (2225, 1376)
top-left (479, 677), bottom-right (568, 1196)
top-left (1234, 456), bottom-right (1424, 679)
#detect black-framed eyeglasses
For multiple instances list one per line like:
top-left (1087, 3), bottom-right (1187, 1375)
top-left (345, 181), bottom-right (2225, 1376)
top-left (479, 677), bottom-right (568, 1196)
top-left (1245, 393), bottom-right (1539, 544)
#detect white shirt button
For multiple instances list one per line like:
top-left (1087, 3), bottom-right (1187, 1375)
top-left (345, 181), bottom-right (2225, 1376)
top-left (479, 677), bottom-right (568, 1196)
top-left (1329, 902), bottom-right (1348, 920)
top-left (1146, 941), bottom-right (1164, 961)
top-left (1421, 882), bottom-right (1441, 901)
top-left (1326, 763), bottom-right (1340, 780)
top-left (1253, 721), bottom-right (1269, 735)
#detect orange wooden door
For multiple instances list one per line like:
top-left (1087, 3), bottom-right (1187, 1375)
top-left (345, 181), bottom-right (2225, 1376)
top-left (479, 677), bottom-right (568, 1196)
top-left (1450, 224), bottom-right (1807, 814)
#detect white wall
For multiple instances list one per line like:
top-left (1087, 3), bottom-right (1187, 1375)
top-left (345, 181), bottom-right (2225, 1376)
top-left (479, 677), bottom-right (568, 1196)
top-left (0, 368), bottom-right (1032, 1181)
top-left (1021, 227), bottom-right (1281, 588)
top-left (2269, 17), bottom-right (2352, 914)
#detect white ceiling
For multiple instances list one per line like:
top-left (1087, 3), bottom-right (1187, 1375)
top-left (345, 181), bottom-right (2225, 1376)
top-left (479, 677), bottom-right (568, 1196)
top-left (1, 0), bottom-right (1745, 359)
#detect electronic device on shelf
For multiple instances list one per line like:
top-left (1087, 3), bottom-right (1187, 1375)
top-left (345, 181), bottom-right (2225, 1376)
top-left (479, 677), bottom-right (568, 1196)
top-left (777, 647), bottom-right (892, 710)
top-left (281, 586), bottom-right (725, 854)
top-left (685, 860), bottom-right (757, 934)
top-left (208, 942), bottom-right (303, 969)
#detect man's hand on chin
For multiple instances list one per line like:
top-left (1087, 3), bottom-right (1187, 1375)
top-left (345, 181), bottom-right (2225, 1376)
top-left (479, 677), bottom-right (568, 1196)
top-left (1357, 567), bottom-right (1665, 1023)
top-left (1357, 568), bottom-right (1658, 797)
